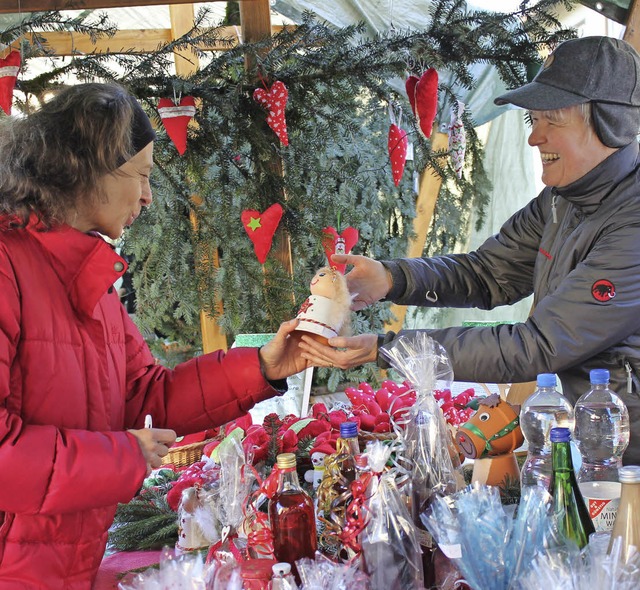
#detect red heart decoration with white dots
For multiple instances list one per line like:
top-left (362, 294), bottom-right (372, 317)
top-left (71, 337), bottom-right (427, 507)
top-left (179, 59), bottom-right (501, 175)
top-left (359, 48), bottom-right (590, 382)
top-left (0, 50), bottom-right (20, 116)
top-left (388, 123), bottom-right (408, 186)
top-left (253, 81), bottom-right (289, 146)
top-left (157, 96), bottom-right (196, 155)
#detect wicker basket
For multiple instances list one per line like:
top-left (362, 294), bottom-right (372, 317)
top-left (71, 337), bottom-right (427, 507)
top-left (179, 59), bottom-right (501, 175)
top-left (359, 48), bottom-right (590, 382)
top-left (358, 430), bottom-right (397, 451)
top-left (162, 438), bottom-right (215, 468)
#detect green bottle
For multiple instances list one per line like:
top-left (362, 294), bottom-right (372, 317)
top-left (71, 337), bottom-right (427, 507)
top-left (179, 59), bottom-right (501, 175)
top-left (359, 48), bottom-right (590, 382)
top-left (549, 427), bottom-right (595, 549)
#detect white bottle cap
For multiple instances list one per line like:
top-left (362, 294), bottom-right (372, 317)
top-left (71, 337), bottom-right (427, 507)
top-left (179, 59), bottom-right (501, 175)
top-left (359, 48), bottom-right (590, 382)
top-left (272, 562), bottom-right (292, 576)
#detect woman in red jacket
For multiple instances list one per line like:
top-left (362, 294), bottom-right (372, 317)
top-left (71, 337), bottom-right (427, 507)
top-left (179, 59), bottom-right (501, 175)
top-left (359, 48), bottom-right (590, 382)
top-left (0, 82), bottom-right (309, 588)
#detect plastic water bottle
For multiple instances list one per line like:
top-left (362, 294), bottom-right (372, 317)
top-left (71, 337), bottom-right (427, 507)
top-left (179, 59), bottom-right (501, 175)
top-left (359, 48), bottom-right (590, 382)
top-left (574, 369), bottom-right (630, 531)
top-left (520, 373), bottom-right (574, 490)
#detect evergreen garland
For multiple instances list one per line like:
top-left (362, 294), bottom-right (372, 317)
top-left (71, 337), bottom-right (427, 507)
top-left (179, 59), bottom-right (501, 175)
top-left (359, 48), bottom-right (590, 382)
top-left (109, 480), bottom-right (180, 552)
top-left (3, 1), bottom-right (577, 387)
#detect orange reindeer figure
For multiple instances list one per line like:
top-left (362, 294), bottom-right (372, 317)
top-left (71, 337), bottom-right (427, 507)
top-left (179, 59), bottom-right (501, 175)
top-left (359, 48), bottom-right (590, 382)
top-left (455, 394), bottom-right (524, 488)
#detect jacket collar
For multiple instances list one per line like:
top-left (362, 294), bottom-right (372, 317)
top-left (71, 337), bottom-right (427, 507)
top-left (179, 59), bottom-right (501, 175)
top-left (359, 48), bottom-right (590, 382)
top-left (27, 221), bottom-right (127, 317)
top-left (555, 141), bottom-right (640, 213)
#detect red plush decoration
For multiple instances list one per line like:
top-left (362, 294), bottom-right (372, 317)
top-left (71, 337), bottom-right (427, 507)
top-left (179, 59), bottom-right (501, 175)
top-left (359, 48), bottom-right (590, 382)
top-left (321, 226), bottom-right (359, 273)
top-left (388, 123), bottom-right (408, 186)
top-left (157, 96), bottom-right (196, 155)
top-left (405, 68), bottom-right (439, 139)
top-left (241, 203), bottom-right (284, 264)
top-left (253, 80), bottom-right (289, 146)
top-left (0, 50), bottom-right (20, 115)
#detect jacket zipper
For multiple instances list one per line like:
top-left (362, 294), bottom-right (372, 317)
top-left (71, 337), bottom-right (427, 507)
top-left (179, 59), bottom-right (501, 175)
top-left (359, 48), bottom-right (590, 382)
top-left (551, 189), bottom-right (558, 224)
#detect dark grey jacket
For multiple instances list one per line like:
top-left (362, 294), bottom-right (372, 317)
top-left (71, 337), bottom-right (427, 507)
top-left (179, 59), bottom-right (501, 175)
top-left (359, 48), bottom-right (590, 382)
top-left (383, 141), bottom-right (640, 465)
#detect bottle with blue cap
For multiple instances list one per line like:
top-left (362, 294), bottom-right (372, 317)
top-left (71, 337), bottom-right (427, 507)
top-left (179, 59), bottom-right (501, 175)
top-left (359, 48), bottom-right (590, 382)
top-left (549, 427), bottom-right (595, 549)
top-left (335, 420), bottom-right (360, 489)
top-left (520, 373), bottom-right (574, 490)
top-left (573, 369), bottom-right (629, 532)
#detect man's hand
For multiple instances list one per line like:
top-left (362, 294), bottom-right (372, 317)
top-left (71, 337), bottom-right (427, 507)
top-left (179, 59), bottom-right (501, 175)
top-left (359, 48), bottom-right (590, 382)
top-left (330, 254), bottom-right (392, 311)
top-left (298, 333), bottom-right (378, 369)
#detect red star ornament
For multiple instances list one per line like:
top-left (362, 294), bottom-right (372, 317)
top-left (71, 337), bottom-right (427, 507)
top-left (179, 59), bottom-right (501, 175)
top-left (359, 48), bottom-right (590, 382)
top-left (157, 96), bottom-right (196, 155)
top-left (388, 123), bottom-right (408, 186)
top-left (321, 226), bottom-right (359, 274)
top-left (0, 50), bottom-right (20, 115)
top-left (241, 203), bottom-right (284, 264)
top-left (405, 68), bottom-right (439, 139)
top-left (253, 81), bottom-right (289, 146)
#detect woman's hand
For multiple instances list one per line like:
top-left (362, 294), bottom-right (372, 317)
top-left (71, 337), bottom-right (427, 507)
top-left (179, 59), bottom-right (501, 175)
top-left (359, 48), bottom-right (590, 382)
top-left (298, 333), bottom-right (378, 369)
top-left (330, 254), bottom-right (392, 310)
top-left (259, 318), bottom-right (310, 381)
top-left (128, 427), bottom-right (177, 475)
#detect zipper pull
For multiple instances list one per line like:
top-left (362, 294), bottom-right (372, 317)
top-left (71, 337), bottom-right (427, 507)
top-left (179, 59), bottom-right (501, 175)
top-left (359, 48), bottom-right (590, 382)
top-left (551, 190), bottom-right (558, 224)
top-left (625, 361), bottom-right (633, 395)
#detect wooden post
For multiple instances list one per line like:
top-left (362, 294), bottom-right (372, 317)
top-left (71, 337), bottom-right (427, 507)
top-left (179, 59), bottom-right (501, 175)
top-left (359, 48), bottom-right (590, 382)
top-left (383, 131), bottom-right (449, 333)
top-left (170, 4), bottom-right (228, 353)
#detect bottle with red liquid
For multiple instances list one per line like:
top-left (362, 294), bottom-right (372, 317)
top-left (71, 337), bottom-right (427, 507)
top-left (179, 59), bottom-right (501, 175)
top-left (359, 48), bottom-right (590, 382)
top-left (268, 453), bottom-right (317, 582)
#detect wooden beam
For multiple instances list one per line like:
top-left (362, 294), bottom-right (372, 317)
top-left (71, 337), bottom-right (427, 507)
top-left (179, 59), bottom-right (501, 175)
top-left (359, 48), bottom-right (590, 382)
top-left (168, 4), bottom-right (228, 354)
top-left (624, 0), bottom-right (640, 50)
top-left (383, 131), bottom-right (449, 334)
top-left (12, 25), bottom-right (285, 55)
top-left (239, 0), bottom-right (272, 44)
top-left (0, 0), bottom-right (244, 14)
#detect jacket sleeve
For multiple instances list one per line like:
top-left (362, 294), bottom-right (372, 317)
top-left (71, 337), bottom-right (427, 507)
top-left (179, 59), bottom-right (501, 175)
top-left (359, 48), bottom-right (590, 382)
top-left (405, 212), bottom-right (640, 384)
top-left (0, 248), bottom-right (147, 516)
top-left (120, 308), bottom-right (284, 433)
top-left (384, 194), bottom-right (546, 309)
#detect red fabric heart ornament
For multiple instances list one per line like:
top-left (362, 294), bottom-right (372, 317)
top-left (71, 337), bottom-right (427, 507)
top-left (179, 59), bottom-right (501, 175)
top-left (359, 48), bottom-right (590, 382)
top-left (415, 68), bottom-right (439, 138)
top-left (241, 203), bottom-right (284, 264)
top-left (388, 123), bottom-right (408, 186)
top-left (321, 226), bottom-right (359, 273)
top-left (0, 50), bottom-right (20, 115)
top-left (253, 81), bottom-right (289, 146)
top-left (405, 75), bottom-right (419, 118)
top-left (157, 96), bottom-right (196, 155)
top-left (406, 69), bottom-right (439, 139)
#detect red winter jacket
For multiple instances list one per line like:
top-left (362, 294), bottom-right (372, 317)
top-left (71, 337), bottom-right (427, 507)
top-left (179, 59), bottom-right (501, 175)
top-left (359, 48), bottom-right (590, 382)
top-left (0, 221), bottom-right (281, 588)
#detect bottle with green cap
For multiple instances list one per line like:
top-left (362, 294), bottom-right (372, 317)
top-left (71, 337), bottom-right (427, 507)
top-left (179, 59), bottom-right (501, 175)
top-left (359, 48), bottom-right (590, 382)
top-left (268, 453), bottom-right (316, 583)
top-left (549, 427), bottom-right (595, 549)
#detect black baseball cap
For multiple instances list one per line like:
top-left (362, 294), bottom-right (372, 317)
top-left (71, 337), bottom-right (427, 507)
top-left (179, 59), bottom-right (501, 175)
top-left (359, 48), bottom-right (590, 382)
top-left (495, 36), bottom-right (640, 109)
top-left (495, 36), bottom-right (640, 147)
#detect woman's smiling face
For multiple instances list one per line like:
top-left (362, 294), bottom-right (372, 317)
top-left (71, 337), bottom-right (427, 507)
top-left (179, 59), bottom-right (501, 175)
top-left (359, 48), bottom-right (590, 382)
top-left (528, 105), bottom-right (616, 188)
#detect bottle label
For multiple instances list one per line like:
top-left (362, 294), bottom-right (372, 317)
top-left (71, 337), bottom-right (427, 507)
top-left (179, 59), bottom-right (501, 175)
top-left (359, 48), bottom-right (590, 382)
top-left (578, 481), bottom-right (622, 532)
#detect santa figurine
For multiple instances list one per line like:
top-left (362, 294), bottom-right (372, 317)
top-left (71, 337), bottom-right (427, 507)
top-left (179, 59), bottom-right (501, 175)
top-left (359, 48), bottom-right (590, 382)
top-left (295, 266), bottom-right (352, 344)
top-left (304, 441), bottom-right (336, 489)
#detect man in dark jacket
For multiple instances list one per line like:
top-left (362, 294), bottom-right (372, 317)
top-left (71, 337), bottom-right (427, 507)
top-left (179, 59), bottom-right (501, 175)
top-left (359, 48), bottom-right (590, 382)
top-left (299, 36), bottom-right (640, 466)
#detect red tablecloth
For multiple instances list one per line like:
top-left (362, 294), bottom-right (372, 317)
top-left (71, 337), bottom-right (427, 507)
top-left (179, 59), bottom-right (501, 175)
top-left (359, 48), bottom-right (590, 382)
top-left (93, 550), bottom-right (162, 590)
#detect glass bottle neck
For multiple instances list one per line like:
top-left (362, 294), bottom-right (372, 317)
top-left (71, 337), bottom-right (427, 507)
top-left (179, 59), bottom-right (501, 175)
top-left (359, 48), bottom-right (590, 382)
top-left (277, 467), bottom-right (302, 492)
top-left (338, 436), bottom-right (359, 456)
top-left (552, 441), bottom-right (573, 472)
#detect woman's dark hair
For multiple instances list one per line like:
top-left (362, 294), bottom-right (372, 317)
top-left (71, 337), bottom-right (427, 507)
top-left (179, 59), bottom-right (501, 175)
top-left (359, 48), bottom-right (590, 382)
top-left (0, 83), bottom-right (142, 228)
